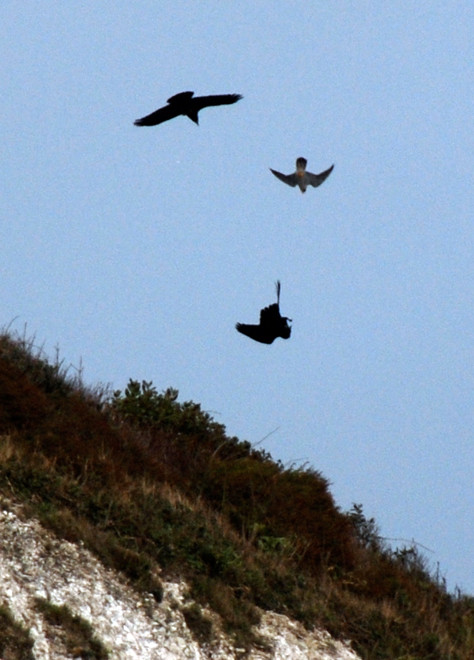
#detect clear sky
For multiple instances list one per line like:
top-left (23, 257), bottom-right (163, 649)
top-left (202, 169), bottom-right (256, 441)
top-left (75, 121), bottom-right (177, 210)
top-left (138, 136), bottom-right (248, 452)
top-left (3, 2), bottom-right (473, 594)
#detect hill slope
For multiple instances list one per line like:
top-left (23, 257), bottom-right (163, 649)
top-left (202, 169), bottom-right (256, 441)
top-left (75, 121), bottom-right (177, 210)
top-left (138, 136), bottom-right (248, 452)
top-left (0, 330), bottom-right (473, 659)
top-left (0, 500), bottom-right (359, 659)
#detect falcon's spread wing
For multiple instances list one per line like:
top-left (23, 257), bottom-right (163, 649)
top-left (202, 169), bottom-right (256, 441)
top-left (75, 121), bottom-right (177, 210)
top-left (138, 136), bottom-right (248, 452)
top-left (307, 164), bottom-right (335, 188)
top-left (269, 169), bottom-right (298, 187)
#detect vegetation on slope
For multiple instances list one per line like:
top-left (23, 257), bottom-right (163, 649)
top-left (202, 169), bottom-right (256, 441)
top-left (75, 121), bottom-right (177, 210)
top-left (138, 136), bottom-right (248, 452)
top-left (0, 330), bottom-right (473, 658)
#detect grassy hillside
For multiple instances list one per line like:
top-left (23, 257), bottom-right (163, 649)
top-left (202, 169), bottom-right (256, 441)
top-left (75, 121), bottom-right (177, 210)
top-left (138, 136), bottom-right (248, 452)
top-left (0, 330), bottom-right (473, 659)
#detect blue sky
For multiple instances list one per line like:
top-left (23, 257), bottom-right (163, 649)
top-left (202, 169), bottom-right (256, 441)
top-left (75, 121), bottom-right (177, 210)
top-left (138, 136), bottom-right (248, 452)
top-left (3, 2), bottom-right (473, 594)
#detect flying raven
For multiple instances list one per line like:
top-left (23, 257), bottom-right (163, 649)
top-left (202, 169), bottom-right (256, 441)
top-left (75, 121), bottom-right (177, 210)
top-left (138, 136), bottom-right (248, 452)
top-left (236, 281), bottom-right (292, 344)
top-left (134, 90), bottom-right (243, 127)
top-left (270, 157), bottom-right (334, 193)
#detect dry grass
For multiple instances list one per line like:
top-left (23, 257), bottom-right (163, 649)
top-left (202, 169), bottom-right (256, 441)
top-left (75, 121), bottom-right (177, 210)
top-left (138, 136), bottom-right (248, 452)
top-left (34, 598), bottom-right (109, 659)
top-left (0, 605), bottom-right (34, 660)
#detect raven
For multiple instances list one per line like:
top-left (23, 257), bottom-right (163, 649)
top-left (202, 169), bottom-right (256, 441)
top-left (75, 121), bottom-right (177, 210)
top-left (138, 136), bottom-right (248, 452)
top-left (270, 157), bottom-right (334, 193)
top-left (236, 281), bottom-right (292, 344)
top-left (134, 90), bottom-right (243, 127)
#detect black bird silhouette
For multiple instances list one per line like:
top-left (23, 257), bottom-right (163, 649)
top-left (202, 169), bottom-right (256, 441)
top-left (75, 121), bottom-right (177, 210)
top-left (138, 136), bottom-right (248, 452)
top-left (236, 281), bottom-right (292, 344)
top-left (134, 91), bottom-right (243, 127)
top-left (270, 157), bottom-right (334, 193)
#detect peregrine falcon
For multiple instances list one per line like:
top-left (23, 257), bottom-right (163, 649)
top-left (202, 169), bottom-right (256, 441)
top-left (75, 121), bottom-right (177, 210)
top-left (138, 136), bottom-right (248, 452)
top-left (236, 281), bottom-right (292, 345)
top-left (270, 157), bottom-right (334, 193)
top-left (134, 91), bottom-right (243, 127)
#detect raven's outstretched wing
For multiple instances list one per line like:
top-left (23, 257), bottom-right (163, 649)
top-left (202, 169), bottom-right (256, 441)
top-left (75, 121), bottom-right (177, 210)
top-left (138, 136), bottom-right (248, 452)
top-left (269, 169), bottom-right (298, 187)
top-left (307, 164), bottom-right (335, 188)
top-left (259, 303), bottom-right (281, 326)
top-left (193, 94), bottom-right (243, 110)
top-left (235, 323), bottom-right (277, 344)
top-left (134, 104), bottom-right (180, 127)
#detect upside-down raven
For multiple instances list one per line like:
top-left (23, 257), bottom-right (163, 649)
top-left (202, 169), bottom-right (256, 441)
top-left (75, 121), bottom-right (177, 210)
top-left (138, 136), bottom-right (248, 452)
top-left (134, 91), bottom-right (243, 127)
top-left (270, 157), bottom-right (334, 193)
top-left (236, 281), bottom-right (292, 345)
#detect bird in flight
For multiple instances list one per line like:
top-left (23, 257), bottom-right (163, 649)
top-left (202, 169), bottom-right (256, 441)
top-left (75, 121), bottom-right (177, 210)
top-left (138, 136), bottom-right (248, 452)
top-left (134, 90), bottom-right (243, 127)
top-left (236, 281), bottom-right (292, 344)
top-left (270, 157), bottom-right (334, 193)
